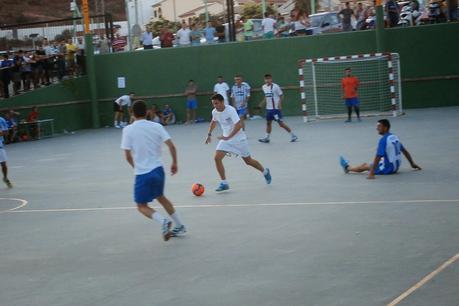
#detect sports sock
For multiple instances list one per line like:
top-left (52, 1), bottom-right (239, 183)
top-left (221, 180), bottom-right (228, 185)
top-left (290, 132), bottom-right (296, 136)
top-left (355, 106), bottom-right (360, 118)
top-left (170, 212), bottom-right (183, 227)
top-left (114, 121), bottom-right (118, 126)
top-left (263, 168), bottom-right (269, 175)
top-left (265, 133), bottom-right (270, 139)
top-left (152, 212), bottom-right (167, 224)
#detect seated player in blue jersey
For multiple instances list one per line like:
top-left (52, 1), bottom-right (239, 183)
top-left (339, 119), bottom-right (421, 179)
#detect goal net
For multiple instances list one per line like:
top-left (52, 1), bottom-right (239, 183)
top-left (298, 53), bottom-right (402, 122)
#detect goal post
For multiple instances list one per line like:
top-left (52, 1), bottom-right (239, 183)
top-left (298, 52), bottom-right (402, 122)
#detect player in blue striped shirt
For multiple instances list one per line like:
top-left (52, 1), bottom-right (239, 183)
top-left (230, 75), bottom-right (251, 130)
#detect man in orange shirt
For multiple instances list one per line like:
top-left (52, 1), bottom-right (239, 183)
top-left (342, 67), bottom-right (361, 122)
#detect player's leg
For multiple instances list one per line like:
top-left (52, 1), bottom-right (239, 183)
top-left (346, 106), bottom-right (352, 122)
top-left (259, 113), bottom-right (272, 143)
top-left (339, 156), bottom-right (370, 173)
top-left (242, 156), bottom-right (272, 184)
top-left (354, 105), bottom-right (361, 121)
top-left (238, 110), bottom-right (246, 130)
top-left (214, 150), bottom-right (229, 191)
top-left (137, 204), bottom-right (172, 241)
top-left (1, 161), bottom-right (12, 188)
top-left (275, 111), bottom-right (298, 142)
top-left (157, 195), bottom-right (186, 236)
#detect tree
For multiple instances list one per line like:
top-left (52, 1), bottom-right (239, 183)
top-left (241, 3), bottom-right (277, 19)
top-left (145, 18), bottom-right (181, 36)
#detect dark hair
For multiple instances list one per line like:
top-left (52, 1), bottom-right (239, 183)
top-left (211, 94), bottom-right (224, 102)
top-left (129, 91), bottom-right (135, 95)
top-left (234, 74), bottom-right (242, 78)
top-left (264, 12), bottom-right (269, 17)
top-left (378, 119), bottom-right (391, 130)
top-left (345, 1), bottom-right (350, 4)
top-left (188, 79), bottom-right (194, 83)
top-left (132, 100), bottom-right (147, 117)
top-left (264, 74), bottom-right (272, 78)
top-left (345, 67), bottom-right (351, 71)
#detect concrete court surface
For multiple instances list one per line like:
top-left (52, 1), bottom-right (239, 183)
top-left (1, 107), bottom-right (458, 306)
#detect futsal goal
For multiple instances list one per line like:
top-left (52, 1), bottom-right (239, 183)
top-left (298, 52), bottom-right (402, 122)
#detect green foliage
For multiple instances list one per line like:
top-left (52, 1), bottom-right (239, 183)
top-left (145, 18), bottom-right (181, 36)
top-left (241, 3), bottom-right (277, 19)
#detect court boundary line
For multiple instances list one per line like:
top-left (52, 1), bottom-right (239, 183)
top-left (387, 252), bottom-right (459, 306)
top-left (4, 199), bottom-right (459, 214)
top-left (0, 198), bottom-right (29, 214)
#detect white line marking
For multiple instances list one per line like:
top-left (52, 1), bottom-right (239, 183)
top-left (4, 199), bottom-right (459, 214)
top-left (387, 252), bottom-right (459, 306)
top-left (0, 198), bottom-right (29, 214)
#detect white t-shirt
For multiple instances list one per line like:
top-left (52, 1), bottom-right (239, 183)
top-left (177, 28), bottom-right (191, 45)
top-left (212, 106), bottom-right (246, 141)
top-left (262, 18), bottom-right (277, 33)
top-left (120, 120), bottom-right (171, 175)
top-left (213, 82), bottom-right (230, 105)
top-left (115, 95), bottom-right (132, 107)
top-left (262, 83), bottom-right (283, 110)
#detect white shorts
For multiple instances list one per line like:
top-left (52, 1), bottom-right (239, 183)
top-left (0, 148), bottom-right (7, 163)
top-left (216, 138), bottom-right (250, 158)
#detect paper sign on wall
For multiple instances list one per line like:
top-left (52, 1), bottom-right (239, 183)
top-left (117, 77), bottom-right (126, 89)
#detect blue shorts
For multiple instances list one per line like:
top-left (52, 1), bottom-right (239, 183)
top-left (134, 167), bottom-right (165, 204)
top-left (187, 99), bottom-right (198, 110)
top-left (237, 108), bottom-right (247, 117)
top-left (266, 109), bottom-right (283, 122)
top-left (372, 162), bottom-right (397, 175)
top-left (345, 97), bottom-right (360, 107)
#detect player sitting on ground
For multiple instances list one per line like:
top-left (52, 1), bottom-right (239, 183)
top-left (342, 67), bottom-right (361, 122)
top-left (340, 119), bottom-right (421, 179)
top-left (205, 94), bottom-right (271, 192)
top-left (121, 100), bottom-right (186, 241)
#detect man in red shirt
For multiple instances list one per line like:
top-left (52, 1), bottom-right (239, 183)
top-left (341, 67), bottom-right (361, 122)
top-left (27, 106), bottom-right (39, 139)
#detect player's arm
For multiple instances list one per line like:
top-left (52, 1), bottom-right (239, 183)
top-left (218, 121), bottom-right (243, 141)
top-left (124, 150), bottom-right (134, 168)
top-left (205, 120), bottom-right (217, 144)
top-left (164, 139), bottom-right (178, 175)
top-left (278, 94), bottom-right (283, 110)
top-left (401, 147), bottom-right (421, 170)
top-left (367, 155), bottom-right (382, 179)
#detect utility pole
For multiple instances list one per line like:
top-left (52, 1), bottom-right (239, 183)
top-left (204, 0), bottom-right (209, 23)
top-left (262, 0), bottom-right (266, 15)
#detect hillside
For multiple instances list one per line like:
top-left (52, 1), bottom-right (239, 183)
top-left (0, 0), bottom-right (126, 25)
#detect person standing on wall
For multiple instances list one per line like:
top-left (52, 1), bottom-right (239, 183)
top-left (385, 0), bottom-right (400, 27)
top-left (204, 21), bottom-right (217, 44)
top-left (176, 23), bottom-right (191, 47)
top-left (261, 12), bottom-right (277, 39)
top-left (141, 27), bottom-right (154, 50)
top-left (339, 2), bottom-right (355, 32)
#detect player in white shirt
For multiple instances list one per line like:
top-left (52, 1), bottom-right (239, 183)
top-left (230, 74), bottom-right (251, 130)
top-left (258, 74), bottom-right (298, 143)
top-left (213, 76), bottom-right (230, 105)
top-left (339, 119), bottom-right (421, 179)
top-left (205, 94), bottom-right (272, 192)
top-left (114, 92), bottom-right (134, 128)
top-left (121, 100), bottom-right (186, 241)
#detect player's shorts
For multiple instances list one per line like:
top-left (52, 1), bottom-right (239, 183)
top-left (266, 109), bottom-right (283, 122)
top-left (237, 108), bottom-right (247, 117)
top-left (216, 138), bottom-right (250, 158)
top-left (345, 97), bottom-right (360, 107)
top-left (371, 162), bottom-right (397, 175)
top-left (134, 166), bottom-right (165, 204)
top-left (0, 148), bottom-right (7, 163)
top-left (113, 102), bottom-right (123, 112)
top-left (186, 99), bottom-right (198, 110)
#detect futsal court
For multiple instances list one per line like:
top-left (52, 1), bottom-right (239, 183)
top-left (1, 107), bottom-right (458, 306)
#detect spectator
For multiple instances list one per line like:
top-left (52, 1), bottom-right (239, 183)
top-left (291, 9), bottom-right (310, 36)
top-left (20, 51), bottom-right (33, 91)
top-left (385, 0), bottom-right (400, 27)
top-left (12, 51), bottom-right (23, 95)
top-left (141, 27), bottom-right (154, 49)
top-left (147, 104), bottom-right (162, 123)
top-left (355, 3), bottom-right (366, 30)
top-left (162, 104), bottom-right (176, 125)
top-left (76, 37), bottom-right (85, 75)
top-left (31, 48), bottom-right (45, 89)
top-left (262, 12), bottom-right (277, 39)
top-left (215, 22), bottom-right (226, 43)
top-left (57, 41), bottom-right (67, 81)
top-left (1, 54), bottom-right (13, 99)
top-left (66, 39), bottom-right (77, 76)
top-left (27, 106), bottom-right (39, 139)
top-left (43, 40), bottom-right (57, 85)
top-left (241, 17), bottom-right (254, 41)
top-left (204, 21), bottom-right (217, 44)
top-left (190, 23), bottom-right (202, 46)
top-left (339, 2), bottom-right (355, 32)
top-left (159, 27), bottom-right (174, 48)
top-left (184, 80), bottom-right (198, 124)
top-left (176, 23), bottom-right (191, 47)
top-left (112, 34), bottom-right (127, 52)
top-left (276, 16), bottom-right (291, 37)
top-left (213, 76), bottom-right (230, 105)
top-left (98, 35), bottom-right (110, 54)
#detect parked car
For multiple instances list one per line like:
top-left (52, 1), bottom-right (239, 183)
top-left (308, 12), bottom-right (342, 34)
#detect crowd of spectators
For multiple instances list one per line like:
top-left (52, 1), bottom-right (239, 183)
top-left (0, 107), bottom-right (41, 144)
top-left (0, 38), bottom-right (85, 100)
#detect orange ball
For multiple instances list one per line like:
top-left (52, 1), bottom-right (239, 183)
top-left (192, 183), bottom-right (205, 196)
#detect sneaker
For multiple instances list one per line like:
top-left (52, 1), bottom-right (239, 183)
top-left (3, 178), bottom-right (12, 188)
top-left (161, 220), bottom-right (173, 241)
top-left (345, 119), bottom-right (352, 123)
top-left (264, 168), bottom-right (272, 184)
top-left (291, 135), bottom-right (298, 142)
top-left (258, 137), bottom-right (270, 143)
top-left (115, 124), bottom-right (122, 129)
top-left (215, 182), bottom-right (230, 192)
top-left (171, 225), bottom-right (187, 237)
top-left (339, 156), bottom-right (350, 174)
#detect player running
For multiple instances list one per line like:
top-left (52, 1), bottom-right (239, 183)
top-left (339, 119), bottom-right (421, 179)
top-left (205, 94), bottom-right (271, 192)
top-left (114, 92), bottom-right (134, 128)
top-left (230, 74), bottom-right (251, 130)
top-left (0, 115), bottom-right (13, 188)
top-left (258, 74), bottom-right (298, 143)
top-left (121, 100), bottom-right (186, 241)
top-left (342, 67), bottom-right (361, 122)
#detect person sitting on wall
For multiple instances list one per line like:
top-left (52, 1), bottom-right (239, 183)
top-left (162, 105), bottom-right (176, 126)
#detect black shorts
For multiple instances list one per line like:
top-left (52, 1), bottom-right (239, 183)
top-left (113, 102), bottom-right (123, 112)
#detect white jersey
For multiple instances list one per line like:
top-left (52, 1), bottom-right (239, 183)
top-left (214, 82), bottom-right (230, 105)
top-left (212, 105), bottom-right (246, 141)
top-left (121, 120), bottom-right (171, 175)
top-left (262, 83), bottom-right (283, 110)
top-left (231, 82), bottom-right (251, 110)
top-left (115, 95), bottom-right (132, 107)
top-left (262, 18), bottom-right (277, 33)
top-left (177, 28), bottom-right (191, 45)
